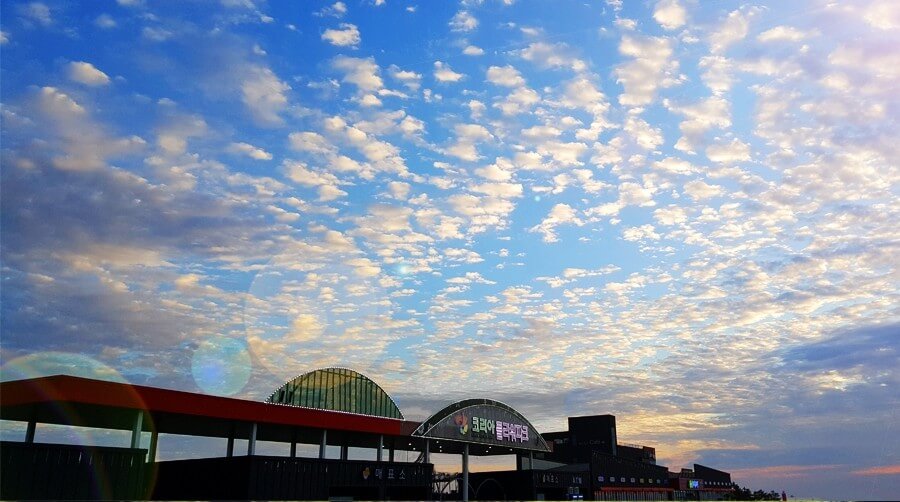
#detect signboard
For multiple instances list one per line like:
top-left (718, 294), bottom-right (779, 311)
top-left (415, 401), bottom-right (550, 451)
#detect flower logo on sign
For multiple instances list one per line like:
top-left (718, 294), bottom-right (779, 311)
top-left (454, 413), bottom-right (469, 435)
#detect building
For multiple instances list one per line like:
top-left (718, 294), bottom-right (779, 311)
top-left (0, 370), bottom-right (734, 500)
top-left (469, 414), bottom-right (733, 501)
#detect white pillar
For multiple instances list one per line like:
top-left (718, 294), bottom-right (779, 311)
top-left (462, 443), bottom-right (469, 502)
top-left (130, 411), bottom-right (143, 449)
top-left (247, 423), bottom-right (257, 456)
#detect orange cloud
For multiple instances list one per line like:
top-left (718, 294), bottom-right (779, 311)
top-left (851, 465), bottom-right (900, 476)
top-left (730, 464), bottom-right (843, 479)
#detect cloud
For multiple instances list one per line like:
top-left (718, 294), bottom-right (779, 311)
top-left (388, 65), bottom-right (421, 91)
top-left (463, 45), bottom-right (484, 56)
top-left (449, 10), bottom-right (478, 32)
top-left (19, 2), bottom-right (52, 26)
top-left (709, 7), bottom-right (759, 54)
top-left (322, 23), bottom-right (361, 47)
top-left (31, 87), bottom-right (145, 171)
top-left (757, 26), bottom-right (809, 43)
top-left (653, 0), bottom-right (686, 30)
top-left (852, 465), bottom-right (900, 476)
top-left (434, 61), bottom-right (464, 83)
top-left (333, 56), bottom-right (384, 92)
top-left (486, 65), bottom-right (525, 87)
top-left (530, 203), bottom-right (583, 242)
top-left (241, 66), bottom-right (291, 125)
top-left (705, 138), bottom-right (750, 164)
top-left (518, 42), bottom-right (586, 72)
top-left (66, 61), bottom-right (111, 86)
top-left (227, 142), bottom-right (272, 160)
top-left (616, 34), bottom-right (679, 107)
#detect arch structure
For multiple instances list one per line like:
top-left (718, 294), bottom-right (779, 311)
top-left (412, 398), bottom-right (550, 452)
top-left (266, 367), bottom-right (404, 420)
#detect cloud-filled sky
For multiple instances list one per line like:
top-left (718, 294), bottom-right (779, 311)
top-left (1, 0), bottom-right (898, 498)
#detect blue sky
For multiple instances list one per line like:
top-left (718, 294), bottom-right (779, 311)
top-left (1, 0), bottom-right (898, 498)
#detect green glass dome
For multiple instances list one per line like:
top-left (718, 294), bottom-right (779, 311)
top-left (266, 367), bottom-right (404, 419)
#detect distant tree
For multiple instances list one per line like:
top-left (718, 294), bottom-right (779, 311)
top-left (724, 483), bottom-right (780, 500)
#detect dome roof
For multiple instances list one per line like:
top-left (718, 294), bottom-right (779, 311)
top-left (266, 367), bottom-right (403, 419)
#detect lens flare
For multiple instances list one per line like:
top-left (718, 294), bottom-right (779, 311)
top-left (190, 336), bottom-right (251, 396)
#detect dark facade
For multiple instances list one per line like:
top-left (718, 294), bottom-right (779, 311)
top-left (504, 414), bottom-right (735, 502)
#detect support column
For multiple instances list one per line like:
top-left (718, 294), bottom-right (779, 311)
top-left (319, 430), bottom-right (327, 459)
top-left (247, 423), bottom-right (257, 456)
top-left (340, 444), bottom-right (348, 460)
top-left (462, 443), bottom-right (469, 502)
top-left (227, 436), bottom-right (235, 457)
top-left (148, 430), bottom-right (159, 463)
top-left (377, 435), bottom-right (383, 461)
top-left (424, 439), bottom-right (430, 464)
top-left (389, 445), bottom-right (394, 462)
top-left (529, 451), bottom-right (534, 470)
top-left (25, 419), bottom-right (36, 443)
top-left (130, 411), bottom-right (143, 449)
top-left (290, 441), bottom-right (297, 458)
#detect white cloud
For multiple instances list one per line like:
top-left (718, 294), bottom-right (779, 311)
top-left (709, 8), bottom-right (759, 54)
top-left (518, 42), bottom-right (586, 72)
top-left (530, 203), bottom-right (583, 242)
top-left (434, 61), bottom-right (464, 83)
top-left (241, 66), bottom-right (291, 125)
top-left (19, 2), bottom-right (52, 26)
top-left (624, 116), bottom-right (664, 150)
top-left (706, 138), bottom-right (750, 164)
top-left (683, 179), bottom-right (723, 200)
top-left (666, 96), bottom-right (731, 153)
top-left (494, 86), bottom-right (540, 115)
top-left (757, 26), bottom-right (808, 43)
top-left (322, 23), bottom-right (361, 47)
top-left (653, 0), bottom-right (686, 30)
top-left (316, 1), bottom-right (348, 18)
top-left (228, 142), bottom-right (272, 160)
top-left (622, 224), bottom-right (660, 241)
top-left (67, 62), bottom-right (111, 86)
top-left (388, 65), bottom-right (421, 91)
top-left (463, 45), bottom-right (484, 56)
top-left (94, 14), bottom-right (116, 29)
top-left (861, 0), bottom-right (900, 30)
top-left (289, 131), bottom-right (336, 155)
top-left (333, 56), bottom-right (383, 92)
top-left (449, 10), bottom-right (478, 32)
top-left (486, 65), bottom-right (525, 87)
top-left (616, 34), bottom-right (678, 107)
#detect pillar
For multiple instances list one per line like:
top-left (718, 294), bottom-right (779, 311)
top-left (25, 419), bottom-right (36, 443)
top-left (227, 436), bottom-right (235, 457)
top-left (377, 435), bottom-right (383, 461)
top-left (319, 429), bottom-right (327, 459)
top-left (340, 444), bottom-right (348, 460)
top-left (130, 411), bottom-right (143, 449)
top-left (389, 445), bottom-right (394, 462)
top-left (247, 423), bottom-right (257, 456)
top-left (424, 439), bottom-right (430, 464)
top-left (290, 441), bottom-right (297, 458)
top-left (462, 443), bottom-right (469, 502)
top-left (529, 451), bottom-right (534, 470)
top-left (148, 430), bottom-right (159, 463)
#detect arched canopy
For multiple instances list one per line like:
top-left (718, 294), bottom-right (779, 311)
top-left (267, 367), bottom-right (404, 420)
top-left (413, 398), bottom-right (550, 452)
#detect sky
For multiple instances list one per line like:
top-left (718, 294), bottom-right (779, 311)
top-left (1, 0), bottom-right (898, 499)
